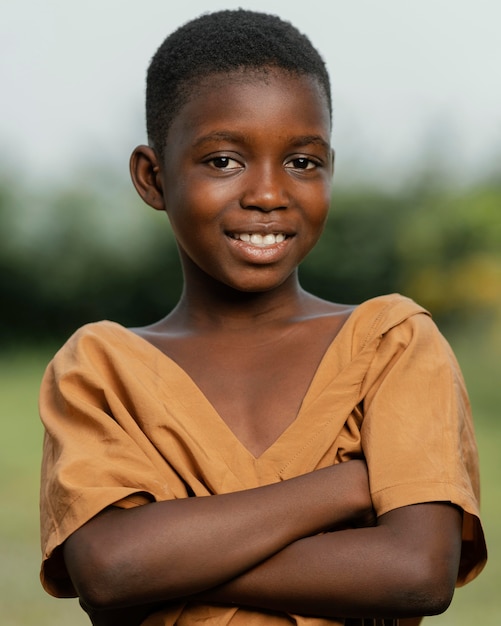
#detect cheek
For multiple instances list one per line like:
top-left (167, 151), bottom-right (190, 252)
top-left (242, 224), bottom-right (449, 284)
top-left (172, 175), bottom-right (234, 219)
top-left (307, 186), bottom-right (331, 225)
top-left (303, 192), bottom-right (331, 247)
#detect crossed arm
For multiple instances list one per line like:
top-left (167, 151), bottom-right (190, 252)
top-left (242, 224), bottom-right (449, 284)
top-left (63, 460), bottom-right (462, 625)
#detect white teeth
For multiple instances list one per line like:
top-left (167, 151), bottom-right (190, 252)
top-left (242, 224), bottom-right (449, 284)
top-left (234, 233), bottom-right (287, 246)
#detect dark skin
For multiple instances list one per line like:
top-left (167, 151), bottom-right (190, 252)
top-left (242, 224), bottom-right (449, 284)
top-left (63, 69), bottom-right (462, 625)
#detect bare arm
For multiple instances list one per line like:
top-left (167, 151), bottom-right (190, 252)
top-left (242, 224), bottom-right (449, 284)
top-left (63, 460), bottom-right (372, 611)
top-left (75, 600), bottom-right (166, 626)
top-left (199, 502), bottom-right (462, 619)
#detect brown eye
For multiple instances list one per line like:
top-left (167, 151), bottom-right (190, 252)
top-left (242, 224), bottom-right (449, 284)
top-left (286, 158), bottom-right (316, 170)
top-left (209, 157), bottom-right (241, 169)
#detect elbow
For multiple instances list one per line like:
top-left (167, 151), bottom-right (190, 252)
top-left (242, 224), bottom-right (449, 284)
top-left (64, 531), bottom-right (127, 610)
top-left (74, 565), bottom-right (119, 612)
top-left (405, 578), bottom-right (455, 616)
top-left (397, 556), bottom-right (456, 616)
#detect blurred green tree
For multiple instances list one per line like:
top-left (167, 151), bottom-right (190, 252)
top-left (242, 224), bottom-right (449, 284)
top-left (396, 179), bottom-right (501, 327)
top-left (1, 165), bottom-right (500, 345)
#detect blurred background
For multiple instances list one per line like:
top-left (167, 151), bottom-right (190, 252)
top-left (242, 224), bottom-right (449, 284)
top-left (1, 0), bottom-right (499, 623)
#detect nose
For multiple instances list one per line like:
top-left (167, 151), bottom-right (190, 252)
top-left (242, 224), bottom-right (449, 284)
top-left (240, 163), bottom-right (289, 212)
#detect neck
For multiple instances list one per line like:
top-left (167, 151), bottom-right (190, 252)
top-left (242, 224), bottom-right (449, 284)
top-left (166, 271), bottom-right (309, 332)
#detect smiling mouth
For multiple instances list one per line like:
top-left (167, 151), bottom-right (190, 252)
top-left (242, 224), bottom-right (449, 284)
top-left (229, 232), bottom-right (288, 247)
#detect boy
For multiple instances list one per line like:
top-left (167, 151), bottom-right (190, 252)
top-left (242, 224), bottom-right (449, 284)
top-left (39, 9), bottom-right (486, 626)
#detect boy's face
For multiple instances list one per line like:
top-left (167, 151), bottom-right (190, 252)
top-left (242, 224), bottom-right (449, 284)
top-left (154, 68), bottom-right (333, 293)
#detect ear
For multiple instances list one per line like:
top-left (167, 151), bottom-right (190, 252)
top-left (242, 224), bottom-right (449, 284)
top-left (330, 148), bottom-right (335, 178)
top-left (129, 145), bottom-right (165, 211)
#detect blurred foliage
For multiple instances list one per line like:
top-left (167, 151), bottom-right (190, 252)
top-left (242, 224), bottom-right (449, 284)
top-left (303, 174), bottom-right (501, 332)
top-left (1, 165), bottom-right (501, 346)
top-left (0, 168), bottom-right (183, 345)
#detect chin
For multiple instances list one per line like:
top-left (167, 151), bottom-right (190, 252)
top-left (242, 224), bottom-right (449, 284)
top-left (225, 275), bottom-right (293, 295)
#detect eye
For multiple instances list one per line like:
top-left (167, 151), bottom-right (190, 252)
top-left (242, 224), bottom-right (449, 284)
top-left (285, 157), bottom-right (318, 170)
top-left (207, 156), bottom-right (242, 170)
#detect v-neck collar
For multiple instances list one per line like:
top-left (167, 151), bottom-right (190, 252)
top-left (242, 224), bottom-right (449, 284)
top-left (98, 307), bottom-right (361, 462)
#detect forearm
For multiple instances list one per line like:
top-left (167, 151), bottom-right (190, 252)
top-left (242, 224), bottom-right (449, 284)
top-left (78, 599), bottom-right (166, 626)
top-left (64, 461), bottom-right (371, 610)
top-left (198, 504), bottom-right (462, 620)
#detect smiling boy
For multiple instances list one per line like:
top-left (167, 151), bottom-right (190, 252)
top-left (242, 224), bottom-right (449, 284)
top-left (39, 10), bottom-right (486, 626)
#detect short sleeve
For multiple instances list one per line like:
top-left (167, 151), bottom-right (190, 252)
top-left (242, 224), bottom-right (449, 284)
top-left (39, 326), bottom-right (178, 597)
top-left (361, 312), bottom-right (487, 585)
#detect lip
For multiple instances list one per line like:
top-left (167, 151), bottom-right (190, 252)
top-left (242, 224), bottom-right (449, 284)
top-left (225, 231), bottom-right (293, 264)
top-left (224, 221), bottom-right (296, 237)
top-left (228, 232), bottom-right (287, 245)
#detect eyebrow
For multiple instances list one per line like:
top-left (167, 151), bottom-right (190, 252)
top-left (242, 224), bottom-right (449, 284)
top-left (193, 131), bottom-right (330, 152)
top-left (192, 131), bottom-right (245, 149)
top-left (287, 135), bottom-right (331, 152)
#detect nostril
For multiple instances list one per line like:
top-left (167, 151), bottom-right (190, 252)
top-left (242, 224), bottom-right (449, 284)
top-left (240, 193), bottom-right (289, 212)
top-left (240, 173), bottom-right (289, 212)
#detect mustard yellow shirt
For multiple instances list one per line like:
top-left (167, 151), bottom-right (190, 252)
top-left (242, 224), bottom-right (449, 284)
top-left (39, 294), bottom-right (486, 625)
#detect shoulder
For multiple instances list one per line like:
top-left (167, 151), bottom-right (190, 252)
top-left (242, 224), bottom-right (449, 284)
top-left (351, 293), bottom-right (431, 347)
top-left (352, 295), bottom-right (461, 384)
top-left (356, 292), bottom-right (429, 324)
top-left (48, 321), bottom-right (131, 376)
top-left (55, 320), bottom-right (123, 353)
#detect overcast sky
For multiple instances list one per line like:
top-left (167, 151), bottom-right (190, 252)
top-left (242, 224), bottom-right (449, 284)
top-left (2, 0), bottom-right (500, 186)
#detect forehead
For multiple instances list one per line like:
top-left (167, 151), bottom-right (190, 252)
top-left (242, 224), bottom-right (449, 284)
top-left (164, 68), bottom-right (331, 151)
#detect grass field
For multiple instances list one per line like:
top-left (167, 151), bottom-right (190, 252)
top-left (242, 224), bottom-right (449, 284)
top-left (0, 330), bottom-right (499, 625)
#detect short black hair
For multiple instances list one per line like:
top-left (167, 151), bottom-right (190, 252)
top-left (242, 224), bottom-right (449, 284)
top-left (146, 9), bottom-right (331, 160)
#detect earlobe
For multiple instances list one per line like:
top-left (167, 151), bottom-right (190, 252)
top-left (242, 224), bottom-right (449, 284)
top-left (129, 145), bottom-right (165, 211)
